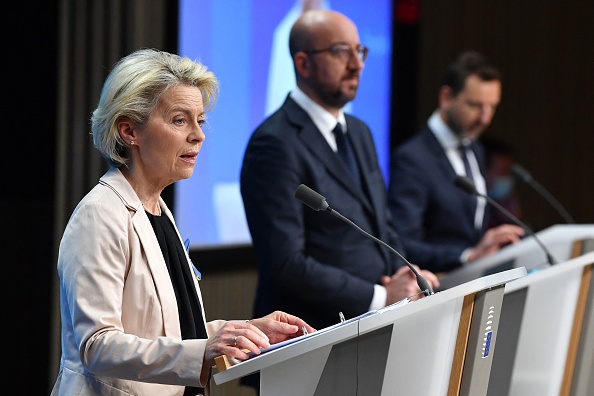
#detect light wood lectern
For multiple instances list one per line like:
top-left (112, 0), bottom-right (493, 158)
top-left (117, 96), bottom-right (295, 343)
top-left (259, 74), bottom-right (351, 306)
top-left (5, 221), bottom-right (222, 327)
top-left (213, 268), bottom-right (526, 395)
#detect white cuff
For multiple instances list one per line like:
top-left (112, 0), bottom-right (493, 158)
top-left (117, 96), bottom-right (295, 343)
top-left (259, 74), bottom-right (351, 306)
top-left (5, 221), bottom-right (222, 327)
top-left (460, 248), bottom-right (473, 264)
top-left (370, 284), bottom-right (387, 310)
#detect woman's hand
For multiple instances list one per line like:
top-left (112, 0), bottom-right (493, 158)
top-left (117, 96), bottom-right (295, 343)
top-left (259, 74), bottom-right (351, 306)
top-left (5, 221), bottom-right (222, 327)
top-left (203, 311), bottom-right (316, 367)
top-left (203, 321), bottom-right (270, 367)
top-left (249, 311), bottom-right (316, 344)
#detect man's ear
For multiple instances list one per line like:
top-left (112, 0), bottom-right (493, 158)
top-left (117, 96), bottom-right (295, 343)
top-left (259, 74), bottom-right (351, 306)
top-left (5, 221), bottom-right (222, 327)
top-left (117, 119), bottom-right (136, 145)
top-left (438, 86), bottom-right (454, 108)
top-left (293, 52), bottom-right (311, 78)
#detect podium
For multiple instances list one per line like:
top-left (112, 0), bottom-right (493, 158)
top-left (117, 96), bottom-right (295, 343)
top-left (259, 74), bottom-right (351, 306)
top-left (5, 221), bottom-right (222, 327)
top-left (213, 268), bottom-right (526, 395)
top-left (488, 251), bottom-right (594, 395)
top-left (438, 224), bottom-right (594, 290)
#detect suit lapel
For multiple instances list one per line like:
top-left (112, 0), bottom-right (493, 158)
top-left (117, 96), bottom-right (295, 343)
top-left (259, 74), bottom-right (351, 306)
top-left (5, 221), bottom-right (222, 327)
top-left (424, 128), bottom-right (478, 227)
top-left (345, 122), bottom-right (376, 208)
top-left (285, 100), bottom-right (373, 212)
top-left (346, 122), bottom-right (391, 254)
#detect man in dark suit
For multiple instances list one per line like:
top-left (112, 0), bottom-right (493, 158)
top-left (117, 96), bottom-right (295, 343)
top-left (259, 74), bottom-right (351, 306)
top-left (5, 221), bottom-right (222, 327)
top-left (387, 51), bottom-right (524, 274)
top-left (241, 9), bottom-right (439, 332)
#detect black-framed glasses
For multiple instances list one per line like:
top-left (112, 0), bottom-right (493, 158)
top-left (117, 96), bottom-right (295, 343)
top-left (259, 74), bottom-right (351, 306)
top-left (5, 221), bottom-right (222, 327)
top-left (304, 44), bottom-right (369, 63)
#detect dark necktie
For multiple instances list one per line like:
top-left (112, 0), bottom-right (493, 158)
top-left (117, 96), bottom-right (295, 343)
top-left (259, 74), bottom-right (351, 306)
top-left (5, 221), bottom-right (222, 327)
top-left (459, 141), bottom-right (484, 230)
top-left (459, 142), bottom-right (475, 182)
top-left (333, 123), bottom-right (360, 185)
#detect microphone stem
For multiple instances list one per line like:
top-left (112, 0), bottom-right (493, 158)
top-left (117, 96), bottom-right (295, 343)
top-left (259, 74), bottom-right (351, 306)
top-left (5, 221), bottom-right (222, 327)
top-left (527, 179), bottom-right (575, 224)
top-left (484, 195), bottom-right (558, 265)
top-left (328, 207), bottom-right (434, 296)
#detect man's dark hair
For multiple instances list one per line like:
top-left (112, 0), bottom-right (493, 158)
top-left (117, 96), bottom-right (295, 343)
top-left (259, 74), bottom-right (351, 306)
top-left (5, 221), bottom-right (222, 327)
top-left (441, 51), bottom-right (501, 96)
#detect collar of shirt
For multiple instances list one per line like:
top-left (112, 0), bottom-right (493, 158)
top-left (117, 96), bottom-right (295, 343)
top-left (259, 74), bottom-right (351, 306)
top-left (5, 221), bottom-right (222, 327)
top-left (291, 87), bottom-right (347, 152)
top-left (428, 111), bottom-right (460, 151)
top-left (428, 111), bottom-right (467, 175)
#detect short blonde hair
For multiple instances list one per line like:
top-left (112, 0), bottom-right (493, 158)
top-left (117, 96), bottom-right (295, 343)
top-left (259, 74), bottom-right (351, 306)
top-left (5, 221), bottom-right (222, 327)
top-left (91, 48), bottom-right (219, 167)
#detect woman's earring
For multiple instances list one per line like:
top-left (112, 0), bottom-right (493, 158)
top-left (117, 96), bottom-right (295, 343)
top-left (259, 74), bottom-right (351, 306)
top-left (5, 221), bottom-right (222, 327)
top-left (130, 140), bottom-right (134, 145)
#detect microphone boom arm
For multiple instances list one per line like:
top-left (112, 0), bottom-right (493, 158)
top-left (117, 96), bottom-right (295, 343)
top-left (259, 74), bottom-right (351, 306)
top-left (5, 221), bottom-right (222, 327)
top-left (454, 175), bottom-right (558, 266)
top-left (328, 207), bottom-right (435, 296)
top-left (486, 196), bottom-right (558, 265)
top-left (513, 165), bottom-right (575, 224)
top-left (294, 183), bottom-right (434, 296)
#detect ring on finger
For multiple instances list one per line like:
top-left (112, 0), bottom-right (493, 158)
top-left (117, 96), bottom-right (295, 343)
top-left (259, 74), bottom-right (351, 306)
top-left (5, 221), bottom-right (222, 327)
top-left (233, 336), bottom-right (238, 347)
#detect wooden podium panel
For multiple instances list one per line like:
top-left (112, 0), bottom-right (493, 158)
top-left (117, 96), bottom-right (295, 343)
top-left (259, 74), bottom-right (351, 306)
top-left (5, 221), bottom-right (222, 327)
top-left (439, 224), bottom-right (594, 291)
top-left (568, 263), bottom-right (594, 395)
top-left (213, 268), bottom-right (526, 395)
top-left (487, 251), bottom-right (594, 396)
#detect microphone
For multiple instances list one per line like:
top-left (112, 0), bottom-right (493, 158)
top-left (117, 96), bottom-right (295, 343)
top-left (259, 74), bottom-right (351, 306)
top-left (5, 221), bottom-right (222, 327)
top-left (454, 175), bottom-right (558, 265)
top-left (511, 163), bottom-right (575, 224)
top-left (294, 184), bottom-right (434, 296)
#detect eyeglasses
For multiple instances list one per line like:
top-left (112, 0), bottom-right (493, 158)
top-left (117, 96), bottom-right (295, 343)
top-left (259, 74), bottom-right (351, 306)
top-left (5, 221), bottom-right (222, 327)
top-left (304, 44), bottom-right (369, 63)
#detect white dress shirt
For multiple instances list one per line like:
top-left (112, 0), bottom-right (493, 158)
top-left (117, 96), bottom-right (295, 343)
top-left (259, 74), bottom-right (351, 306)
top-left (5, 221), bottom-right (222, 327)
top-left (428, 111), bottom-right (487, 231)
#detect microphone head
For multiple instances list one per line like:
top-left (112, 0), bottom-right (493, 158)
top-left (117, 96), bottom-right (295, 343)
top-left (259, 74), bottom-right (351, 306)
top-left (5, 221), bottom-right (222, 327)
top-left (454, 175), bottom-right (478, 195)
top-left (511, 163), bottom-right (533, 183)
top-left (294, 184), bottom-right (330, 211)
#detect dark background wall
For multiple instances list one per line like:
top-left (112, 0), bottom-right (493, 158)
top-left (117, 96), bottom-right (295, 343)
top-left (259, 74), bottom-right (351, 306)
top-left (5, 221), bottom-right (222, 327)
top-left (3, 1), bottom-right (593, 394)
top-left (393, 1), bottom-right (594, 231)
top-left (3, 2), bottom-right (58, 394)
